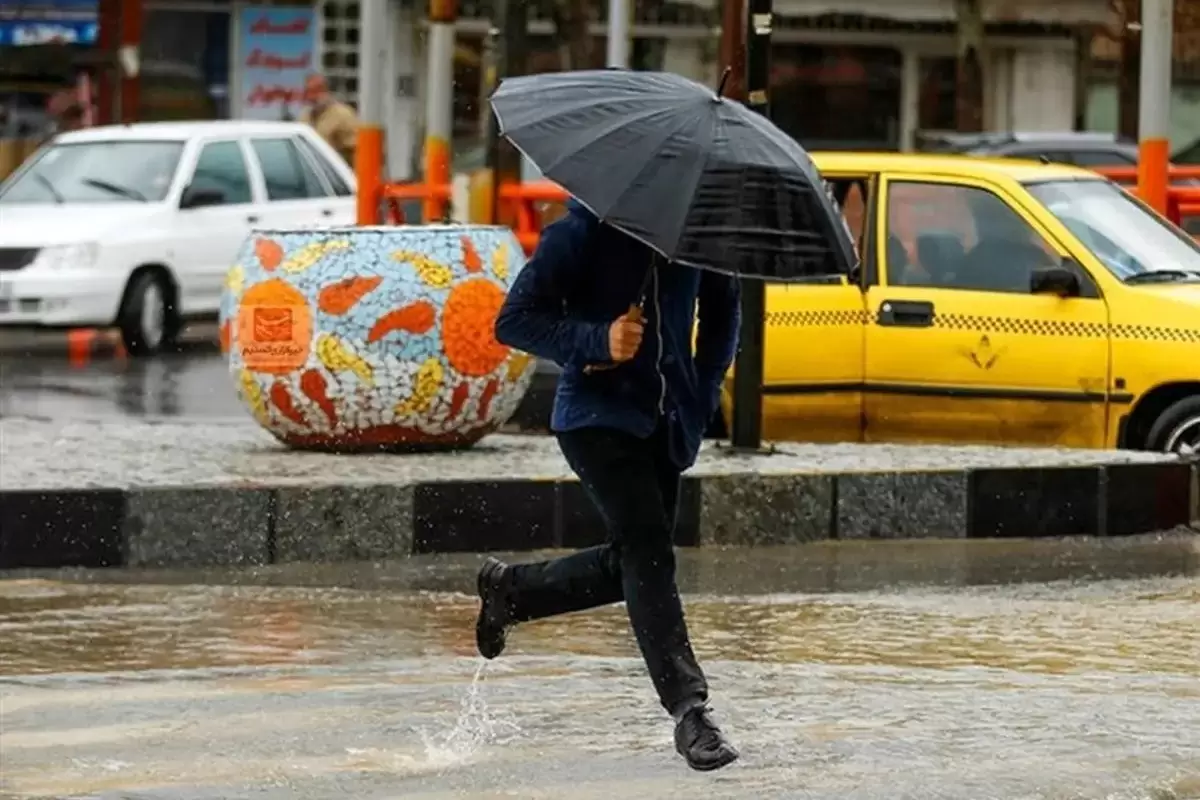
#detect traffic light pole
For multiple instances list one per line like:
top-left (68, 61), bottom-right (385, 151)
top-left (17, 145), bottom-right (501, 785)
top-left (728, 0), bottom-right (772, 452)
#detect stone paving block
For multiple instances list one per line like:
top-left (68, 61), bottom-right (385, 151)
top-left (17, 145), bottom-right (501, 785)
top-left (0, 489), bottom-right (124, 569)
top-left (124, 488), bottom-right (272, 568)
top-left (837, 471), bottom-right (968, 539)
top-left (699, 473), bottom-right (833, 546)
top-left (1102, 463), bottom-right (1194, 536)
top-left (968, 467), bottom-right (1102, 538)
top-left (835, 473), bottom-right (896, 540)
top-left (274, 485), bottom-right (414, 562)
top-left (896, 471), bottom-right (970, 538)
top-left (1190, 463), bottom-right (1199, 528)
top-left (412, 480), bottom-right (558, 553)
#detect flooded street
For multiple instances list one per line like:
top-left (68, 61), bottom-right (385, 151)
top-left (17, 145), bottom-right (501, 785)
top-left (2, 537), bottom-right (1199, 800)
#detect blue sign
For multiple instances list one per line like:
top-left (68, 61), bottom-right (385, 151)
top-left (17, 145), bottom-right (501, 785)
top-left (237, 6), bottom-right (316, 120)
top-left (2, 0), bottom-right (98, 10)
top-left (0, 19), bottom-right (97, 46)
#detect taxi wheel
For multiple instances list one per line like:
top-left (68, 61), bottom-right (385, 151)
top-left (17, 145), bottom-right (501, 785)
top-left (117, 269), bottom-right (179, 357)
top-left (1145, 396), bottom-right (1200, 457)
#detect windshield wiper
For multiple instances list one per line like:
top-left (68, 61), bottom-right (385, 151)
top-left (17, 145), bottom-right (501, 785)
top-left (33, 173), bottom-right (64, 203)
top-left (81, 177), bottom-right (147, 202)
top-left (1124, 269), bottom-right (1200, 284)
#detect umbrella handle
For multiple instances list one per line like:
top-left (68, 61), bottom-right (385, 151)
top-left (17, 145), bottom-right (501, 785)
top-left (583, 304), bottom-right (643, 374)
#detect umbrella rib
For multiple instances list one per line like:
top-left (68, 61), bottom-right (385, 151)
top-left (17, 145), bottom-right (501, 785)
top-left (520, 104), bottom-right (683, 179)
top-left (587, 104), bottom-right (712, 222)
top-left (719, 104), bottom-right (812, 172)
top-left (493, 95), bottom-right (670, 138)
top-left (667, 110), bottom-right (727, 269)
top-left (654, 109), bottom-right (716, 253)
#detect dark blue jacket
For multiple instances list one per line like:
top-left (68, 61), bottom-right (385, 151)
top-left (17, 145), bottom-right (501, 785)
top-left (494, 202), bottom-right (740, 469)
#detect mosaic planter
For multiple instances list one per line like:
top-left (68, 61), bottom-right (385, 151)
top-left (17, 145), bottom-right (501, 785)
top-left (218, 225), bottom-right (535, 452)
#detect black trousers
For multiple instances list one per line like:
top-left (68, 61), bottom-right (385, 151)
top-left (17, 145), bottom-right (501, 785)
top-left (506, 424), bottom-right (708, 715)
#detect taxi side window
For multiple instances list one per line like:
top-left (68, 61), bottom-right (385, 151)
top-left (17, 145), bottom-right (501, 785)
top-left (885, 181), bottom-right (1058, 294)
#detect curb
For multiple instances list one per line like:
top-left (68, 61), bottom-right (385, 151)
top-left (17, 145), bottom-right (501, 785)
top-left (1, 462), bottom-right (1196, 570)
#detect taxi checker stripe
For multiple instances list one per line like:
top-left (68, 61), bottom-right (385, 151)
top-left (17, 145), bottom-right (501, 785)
top-left (765, 310), bottom-right (870, 326)
top-left (932, 313), bottom-right (1108, 337)
top-left (933, 313), bottom-right (1200, 343)
top-left (1110, 324), bottom-right (1200, 343)
top-left (765, 309), bottom-right (1200, 343)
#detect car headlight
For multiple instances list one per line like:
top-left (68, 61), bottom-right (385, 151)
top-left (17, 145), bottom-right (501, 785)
top-left (31, 242), bottom-right (99, 270)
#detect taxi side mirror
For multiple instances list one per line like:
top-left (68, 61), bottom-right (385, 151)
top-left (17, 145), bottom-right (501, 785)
top-left (1030, 261), bottom-right (1081, 297)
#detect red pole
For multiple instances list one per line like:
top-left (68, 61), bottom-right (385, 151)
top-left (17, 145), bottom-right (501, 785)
top-left (355, 128), bottom-right (384, 225)
top-left (96, 0), bottom-right (117, 125)
top-left (118, 0), bottom-right (143, 123)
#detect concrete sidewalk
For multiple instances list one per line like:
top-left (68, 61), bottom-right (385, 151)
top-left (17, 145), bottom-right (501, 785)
top-left (0, 418), bottom-right (1195, 570)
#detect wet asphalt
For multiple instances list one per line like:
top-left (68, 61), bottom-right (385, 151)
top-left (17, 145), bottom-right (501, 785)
top-left (0, 325), bottom-right (552, 427)
top-left (2, 538), bottom-right (1199, 799)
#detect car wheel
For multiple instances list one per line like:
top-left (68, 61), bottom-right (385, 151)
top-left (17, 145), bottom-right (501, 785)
top-left (117, 270), bottom-right (178, 357)
top-left (1145, 395), bottom-right (1200, 456)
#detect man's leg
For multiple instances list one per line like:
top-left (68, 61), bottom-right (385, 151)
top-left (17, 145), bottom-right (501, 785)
top-left (480, 426), bottom-right (703, 702)
top-left (648, 428), bottom-right (739, 771)
top-left (476, 424), bottom-right (738, 770)
top-left (474, 427), bottom-right (631, 660)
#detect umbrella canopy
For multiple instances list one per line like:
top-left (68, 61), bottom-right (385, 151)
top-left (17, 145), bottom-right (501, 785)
top-left (490, 69), bottom-right (858, 282)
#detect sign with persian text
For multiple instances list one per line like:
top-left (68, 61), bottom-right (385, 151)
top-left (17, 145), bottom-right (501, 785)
top-left (237, 6), bottom-right (316, 121)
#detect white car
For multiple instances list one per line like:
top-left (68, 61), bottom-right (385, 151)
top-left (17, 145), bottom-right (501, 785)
top-left (0, 120), bottom-right (357, 354)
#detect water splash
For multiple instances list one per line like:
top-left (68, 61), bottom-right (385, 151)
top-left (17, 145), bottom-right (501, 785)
top-left (416, 659), bottom-right (522, 768)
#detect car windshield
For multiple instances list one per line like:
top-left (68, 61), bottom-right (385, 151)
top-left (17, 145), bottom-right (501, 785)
top-left (0, 140), bottom-right (184, 205)
top-left (1026, 179), bottom-right (1200, 281)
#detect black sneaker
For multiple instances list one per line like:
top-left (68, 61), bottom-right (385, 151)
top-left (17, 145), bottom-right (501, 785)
top-left (475, 557), bottom-right (512, 659)
top-left (674, 705), bottom-right (740, 772)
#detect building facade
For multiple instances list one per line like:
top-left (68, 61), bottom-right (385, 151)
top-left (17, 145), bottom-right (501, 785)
top-left (0, 0), bottom-right (1138, 183)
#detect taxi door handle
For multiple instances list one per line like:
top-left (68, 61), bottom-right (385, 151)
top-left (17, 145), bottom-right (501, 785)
top-left (877, 299), bottom-right (934, 328)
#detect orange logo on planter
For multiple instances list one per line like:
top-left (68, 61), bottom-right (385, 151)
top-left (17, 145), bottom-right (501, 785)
top-left (237, 278), bottom-right (312, 374)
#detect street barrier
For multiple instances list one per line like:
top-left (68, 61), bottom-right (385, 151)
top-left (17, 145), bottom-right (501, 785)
top-left (1092, 165), bottom-right (1200, 228)
top-left (365, 168), bottom-right (1200, 251)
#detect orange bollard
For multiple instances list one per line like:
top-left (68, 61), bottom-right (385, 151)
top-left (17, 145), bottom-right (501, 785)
top-left (355, 126), bottom-right (384, 225)
top-left (422, 136), bottom-right (451, 222)
top-left (66, 328), bottom-right (96, 365)
top-left (1137, 138), bottom-right (1170, 216)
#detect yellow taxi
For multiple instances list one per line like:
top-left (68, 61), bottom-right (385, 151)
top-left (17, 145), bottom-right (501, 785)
top-left (719, 153), bottom-right (1200, 455)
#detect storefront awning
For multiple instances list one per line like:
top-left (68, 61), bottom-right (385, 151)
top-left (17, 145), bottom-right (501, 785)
top-left (789, 0), bottom-right (1110, 26)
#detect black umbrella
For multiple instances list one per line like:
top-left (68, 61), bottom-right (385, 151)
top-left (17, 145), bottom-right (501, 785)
top-left (489, 69), bottom-right (858, 281)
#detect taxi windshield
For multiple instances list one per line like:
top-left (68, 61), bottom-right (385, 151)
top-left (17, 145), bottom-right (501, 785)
top-left (1025, 179), bottom-right (1200, 281)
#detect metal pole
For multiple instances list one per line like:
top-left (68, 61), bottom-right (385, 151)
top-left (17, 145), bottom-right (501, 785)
top-left (729, 0), bottom-right (771, 451)
top-left (606, 0), bottom-right (630, 68)
top-left (424, 0), bottom-right (456, 221)
top-left (1137, 0), bottom-right (1172, 215)
top-left (718, 0), bottom-right (745, 99)
top-left (354, 0), bottom-right (387, 224)
top-left (491, 0), bottom-right (527, 227)
top-left (117, 0), bottom-right (142, 123)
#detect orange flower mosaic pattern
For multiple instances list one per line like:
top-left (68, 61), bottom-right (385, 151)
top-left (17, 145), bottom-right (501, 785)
top-left (219, 227), bottom-right (536, 451)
